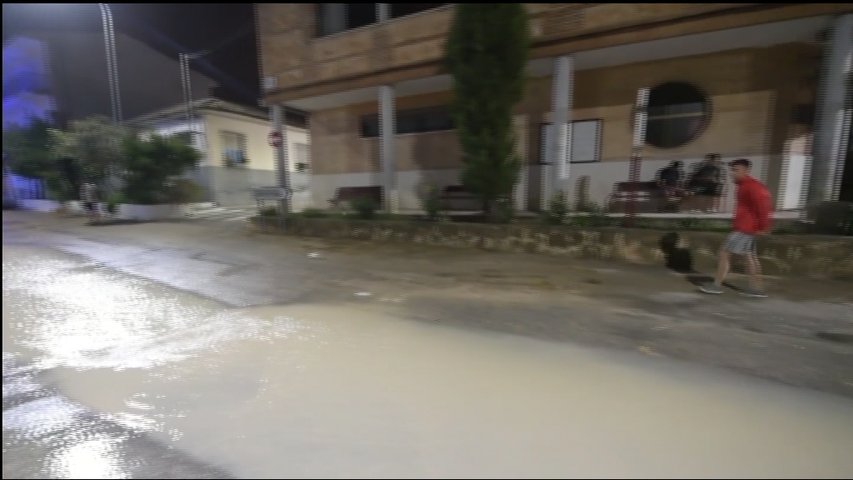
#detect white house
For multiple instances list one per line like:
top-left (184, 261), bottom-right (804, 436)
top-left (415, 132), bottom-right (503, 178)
top-left (127, 98), bottom-right (312, 210)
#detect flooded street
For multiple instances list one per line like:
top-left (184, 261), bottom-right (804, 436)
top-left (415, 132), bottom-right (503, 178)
top-left (4, 243), bottom-right (853, 479)
top-left (6, 1), bottom-right (853, 477)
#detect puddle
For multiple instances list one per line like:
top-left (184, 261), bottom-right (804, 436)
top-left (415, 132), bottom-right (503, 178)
top-left (4, 244), bottom-right (853, 478)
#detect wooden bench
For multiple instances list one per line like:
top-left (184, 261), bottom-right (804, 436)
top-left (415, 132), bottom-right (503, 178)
top-left (606, 181), bottom-right (668, 213)
top-left (440, 185), bottom-right (481, 211)
top-left (328, 186), bottom-right (383, 209)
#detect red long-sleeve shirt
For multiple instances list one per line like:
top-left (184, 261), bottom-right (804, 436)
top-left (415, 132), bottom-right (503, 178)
top-left (733, 176), bottom-right (772, 234)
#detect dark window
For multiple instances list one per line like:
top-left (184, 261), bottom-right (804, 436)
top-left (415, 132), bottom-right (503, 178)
top-left (316, 4), bottom-right (377, 37)
top-left (361, 114), bottom-right (380, 138)
top-left (360, 106), bottom-right (454, 138)
top-left (645, 82), bottom-right (709, 149)
top-left (348, 3), bottom-right (378, 28)
top-left (285, 109), bottom-right (309, 129)
top-left (792, 104), bottom-right (814, 126)
top-left (390, 4), bottom-right (446, 19)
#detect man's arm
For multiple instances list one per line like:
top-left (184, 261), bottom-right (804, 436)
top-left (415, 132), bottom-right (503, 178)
top-left (751, 184), bottom-right (772, 234)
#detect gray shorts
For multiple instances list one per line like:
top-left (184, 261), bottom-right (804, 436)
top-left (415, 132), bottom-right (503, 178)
top-left (723, 231), bottom-right (756, 255)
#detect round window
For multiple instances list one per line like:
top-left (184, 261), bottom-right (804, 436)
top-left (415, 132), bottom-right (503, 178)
top-left (644, 82), bottom-right (709, 149)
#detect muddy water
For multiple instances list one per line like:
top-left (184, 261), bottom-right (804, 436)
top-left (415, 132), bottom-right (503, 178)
top-left (4, 245), bottom-right (853, 479)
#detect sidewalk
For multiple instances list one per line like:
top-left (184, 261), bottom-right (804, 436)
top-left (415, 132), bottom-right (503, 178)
top-left (183, 204), bottom-right (256, 223)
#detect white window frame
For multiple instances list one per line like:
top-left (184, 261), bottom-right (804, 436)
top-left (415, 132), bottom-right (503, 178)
top-left (220, 130), bottom-right (248, 167)
top-left (540, 119), bottom-right (602, 164)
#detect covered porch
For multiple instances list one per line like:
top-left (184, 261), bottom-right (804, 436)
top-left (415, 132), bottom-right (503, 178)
top-left (269, 13), bottom-right (849, 217)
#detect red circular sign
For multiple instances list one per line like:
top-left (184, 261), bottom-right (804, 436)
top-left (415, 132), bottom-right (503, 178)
top-left (268, 131), bottom-right (282, 147)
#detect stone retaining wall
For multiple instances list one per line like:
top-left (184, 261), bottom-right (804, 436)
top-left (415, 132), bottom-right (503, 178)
top-left (251, 217), bottom-right (853, 281)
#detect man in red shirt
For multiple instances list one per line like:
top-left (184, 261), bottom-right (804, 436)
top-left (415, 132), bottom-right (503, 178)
top-left (700, 158), bottom-right (772, 297)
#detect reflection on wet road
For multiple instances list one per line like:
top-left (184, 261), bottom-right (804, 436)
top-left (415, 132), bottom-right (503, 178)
top-left (4, 244), bottom-right (853, 478)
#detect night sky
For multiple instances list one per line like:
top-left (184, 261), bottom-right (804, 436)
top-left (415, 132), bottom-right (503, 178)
top-left (2, 3), bottom-right (260, 106)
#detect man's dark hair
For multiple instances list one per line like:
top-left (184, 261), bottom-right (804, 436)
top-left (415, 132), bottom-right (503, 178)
top-left (671, 161), bottom-right (683, 168)
top-left (706, 153), bottom-right (721, 162)
top-left (729, 158), bottom-right (751, 169)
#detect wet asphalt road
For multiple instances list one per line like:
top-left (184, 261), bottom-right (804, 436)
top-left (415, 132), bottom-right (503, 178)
top-left (4, 211), bottom-right (851, 397)
top-left (3, 211), bottom-right (853, 478)
top-left (4, 353), bottom-right (230, 479)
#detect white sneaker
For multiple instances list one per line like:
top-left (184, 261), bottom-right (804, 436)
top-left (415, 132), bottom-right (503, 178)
top-left (699, 283), bottom-right (724, 295)
top-left (739, 288), bottom-right (768, 298)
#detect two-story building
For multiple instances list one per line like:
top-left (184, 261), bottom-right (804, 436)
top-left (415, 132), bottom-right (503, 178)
top-left (257, 4), bottom-right (853, 214)
top-left (128, 98), bottom-right (312, 209)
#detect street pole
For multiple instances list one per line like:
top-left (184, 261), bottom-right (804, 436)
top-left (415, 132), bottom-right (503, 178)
top-left (97, 3), bottom-right (121, 200)
top-left (625, 88), bottom-right (649, 228)
top-left (180, 53), bottom-right (191, 124)
top-left (180, 50), bottom-right (210, 129)
top-left (99, 3), bottom-right (121, 124)
top-left (271, 104), bottom-right (291, 228)
top-left (179, 50), bottom-right (211, 194)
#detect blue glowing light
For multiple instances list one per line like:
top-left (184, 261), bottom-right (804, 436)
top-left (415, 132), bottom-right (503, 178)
top-left (3, 36), bottom-right (56, 130)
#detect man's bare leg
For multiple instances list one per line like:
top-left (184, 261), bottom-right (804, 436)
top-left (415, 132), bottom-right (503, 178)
top-left (701, 248), bottom-right (730, 294)
top-left (714, 249), bottom-right (730, 287)
top-left (745, 252), bottom-right (764, 291)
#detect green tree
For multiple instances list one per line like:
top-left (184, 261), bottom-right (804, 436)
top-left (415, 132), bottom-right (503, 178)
top-left (2, 119), bottom-right (52, 178)
top-left (121, 134), bottom-right (200, 204)
top-left (56, 115), bottom-right (129, 186)
top-left (2, 120), bottom-right (76, 200)
top-left (445, 3), bottom-right (530, 222)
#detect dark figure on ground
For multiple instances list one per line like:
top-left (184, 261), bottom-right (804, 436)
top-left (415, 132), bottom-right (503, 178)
top-left (659, 232), bottom-right (694, 273)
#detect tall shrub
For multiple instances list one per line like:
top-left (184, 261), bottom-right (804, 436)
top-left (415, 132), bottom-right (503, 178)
top-left (445, 4), bottom-right (530, 222)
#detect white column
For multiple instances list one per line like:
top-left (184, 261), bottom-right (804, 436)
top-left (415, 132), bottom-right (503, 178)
top-left (550, 55), bottom-right (573, 205)
top-left (377, 3), bottom-right (390, 22)
top-left (379, 85), bottom-right (398, 212)
top-left (512, 115), bottom-right (527, 211)
top-left (810, 14), bottom-right (853, 204)
top-left (377, 2), bottom-right (393, 210)
top-left (271, 104), bottom-right (291, 215)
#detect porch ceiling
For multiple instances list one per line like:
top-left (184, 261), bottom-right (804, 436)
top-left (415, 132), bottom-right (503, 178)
top-left (284, 15), bottom-right (831, 112)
